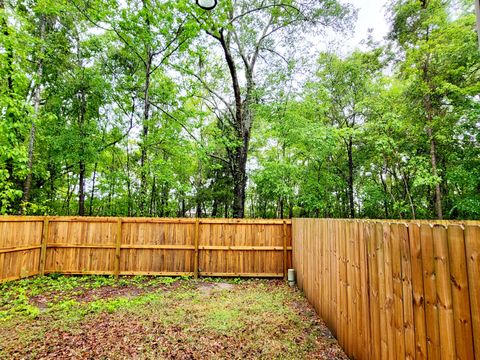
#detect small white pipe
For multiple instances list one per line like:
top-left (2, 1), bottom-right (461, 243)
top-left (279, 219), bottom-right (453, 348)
top-left (288, 268), bottom-right (296, 287)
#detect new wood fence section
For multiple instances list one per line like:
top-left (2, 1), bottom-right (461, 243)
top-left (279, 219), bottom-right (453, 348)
top-left (292, 218), bottom-right (480, 360)
top-left (0, 217), bottom-right (292, 282)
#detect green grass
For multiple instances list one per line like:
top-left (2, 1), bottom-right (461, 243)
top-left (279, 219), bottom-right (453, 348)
top-left (0, 275), bottom-right (347, 359)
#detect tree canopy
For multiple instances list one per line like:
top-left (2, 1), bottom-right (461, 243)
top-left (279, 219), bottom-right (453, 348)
top-left (0, 0), bottom-right (478, 219)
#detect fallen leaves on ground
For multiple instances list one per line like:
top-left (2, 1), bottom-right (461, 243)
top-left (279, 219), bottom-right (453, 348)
top-left (0, 277), bottom-right (348, 360)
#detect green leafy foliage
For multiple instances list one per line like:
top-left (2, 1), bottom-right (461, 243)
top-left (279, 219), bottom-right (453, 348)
top-left (0, 0), bottom-right (477, 219)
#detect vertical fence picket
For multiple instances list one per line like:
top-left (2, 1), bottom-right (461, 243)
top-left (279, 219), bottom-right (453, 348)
top-left (421, 224), bottom-right (441, 359)
top-left (409, 223), bottom-right (427, 360)
top-left (465, 225), bottom-right (480, 359)
top-left (391, 224), bottom-right (406, 360)
top-left (447, 225), bottom-right (474, 360)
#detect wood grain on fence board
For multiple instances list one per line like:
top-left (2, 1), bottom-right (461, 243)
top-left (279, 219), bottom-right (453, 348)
top-left (292, 219), bottom-right (480, 360)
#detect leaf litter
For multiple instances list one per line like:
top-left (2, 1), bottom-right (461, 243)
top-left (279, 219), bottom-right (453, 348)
top-left (0, 276), bottom-right (348, 359)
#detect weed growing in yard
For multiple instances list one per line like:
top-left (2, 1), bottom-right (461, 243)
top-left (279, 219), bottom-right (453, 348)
top-left (0, 274), bottom-right (181, 321)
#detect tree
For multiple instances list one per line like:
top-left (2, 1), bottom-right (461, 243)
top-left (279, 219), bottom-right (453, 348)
top-left (305, 50), bottom-right (382, 218)
top-left (191, 0), bottom-right (352, 217)
top-left (389, 0), bottom-right (479, 219)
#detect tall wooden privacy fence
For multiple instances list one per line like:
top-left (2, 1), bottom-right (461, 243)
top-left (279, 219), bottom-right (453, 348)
top-left (292, 219), bottom-right (480, 360)
top-left (0, 217), bottom-right (292, 282)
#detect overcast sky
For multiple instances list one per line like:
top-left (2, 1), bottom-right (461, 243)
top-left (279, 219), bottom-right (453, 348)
top-left (346, 0), bottom-right (390, 49)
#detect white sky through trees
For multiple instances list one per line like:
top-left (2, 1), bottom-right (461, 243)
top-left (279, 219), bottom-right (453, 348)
top-left (352, 0), bottom-right (390, 45)
top-left (350, 0), bottom-right (388, 43)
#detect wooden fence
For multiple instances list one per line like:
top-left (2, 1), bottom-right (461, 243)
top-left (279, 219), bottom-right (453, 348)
top-left (292, 218), bottom-right (480, 360)
top-left (0, 217), bottom-right (292, 282)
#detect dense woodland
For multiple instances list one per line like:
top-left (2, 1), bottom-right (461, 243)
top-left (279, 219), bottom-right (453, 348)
top-left (0, 0), bottom-right (478, 219)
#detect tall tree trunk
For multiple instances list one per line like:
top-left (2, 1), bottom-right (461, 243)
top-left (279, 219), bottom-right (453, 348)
top-left (21, 15), bottom-right (45, 214)
top-left (401, 171), bottom-right (416, 219)
top-left (88, 162), bottom-right (98, 216)
top-left (149, 176), bottom-right (156, 216)
top-left (139, 53), bottom-right (152, 215)
top-left (139, 2), bottom-right (152, 215)
top-left (77, 85), bottom-right (87, 216)
top-left (421, 23), bottom-right (443, 219)
top-left (217, 30), bottom-right (252, 218)
top-left (78, 161), bottom-right (86, 216)
top-left (381, 175), bottom-right (390, 219)
top-left (211, 198), bottom-right (218, 217)
top-left (126, 140), bottom-right (132, 216)
top-left (232, 144), bottom-right (248, 218)
top-left (196, 201), bottom-right (202, 218)
top-left (178, 198), bottom-right (185, 217)
top-left (423, 81), bottom-right (443, 219)
top-left (279, 197), bottom-right (284, 219)
top-left (347, 136), bottom-right (355, 218)
top-left (427, 126), bottom-right (443, 219)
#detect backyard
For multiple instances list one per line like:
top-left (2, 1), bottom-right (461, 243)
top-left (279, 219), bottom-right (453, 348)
top-left (0, 275), bottom-right (347, 359)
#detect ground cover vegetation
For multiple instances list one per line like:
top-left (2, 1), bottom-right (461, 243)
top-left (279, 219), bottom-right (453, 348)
top-left (0, 0), bottom-right (478, 219)
top-left (0, 275), bottom-right (348, 359)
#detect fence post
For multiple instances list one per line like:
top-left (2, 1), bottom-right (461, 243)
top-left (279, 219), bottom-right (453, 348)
top-left (283, 220), bottom-right (288, 279)
top-left (39, 218), bottom-right (49, 275)
top-left (114, 218), bottom-right (122, 279)
top-left (194, 218), bottom-right (200, 279)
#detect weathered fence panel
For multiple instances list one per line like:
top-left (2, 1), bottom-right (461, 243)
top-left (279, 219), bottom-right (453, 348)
top-left (0, 216), bottom-right (292, 282)
top-left (292, 218), bottom-right (480, 360)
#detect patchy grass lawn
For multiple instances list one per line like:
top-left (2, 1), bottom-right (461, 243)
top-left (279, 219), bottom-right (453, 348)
top-left (0, 275), bottom-right (347, 359)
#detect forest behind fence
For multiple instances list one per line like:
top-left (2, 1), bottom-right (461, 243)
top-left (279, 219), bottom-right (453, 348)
top-left (0, 217), bottom-right (292, 282)
top-left (292, 218), bottom-right (480, 360)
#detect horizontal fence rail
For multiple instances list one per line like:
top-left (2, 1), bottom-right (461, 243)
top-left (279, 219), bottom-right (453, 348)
top-left (0, 216), bottom-right (292, 282)
top-left (292, 218), bottom-right (480, 360)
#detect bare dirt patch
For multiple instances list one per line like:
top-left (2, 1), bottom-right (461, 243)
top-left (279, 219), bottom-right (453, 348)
top-left (197, 282), bottom-right (235, 295)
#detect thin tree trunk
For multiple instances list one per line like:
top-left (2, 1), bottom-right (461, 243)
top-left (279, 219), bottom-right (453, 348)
top-left (126, 140), bottom-right (132, 216)
top-left (381, 175), bottom-right (390, 219)
top-left (88, 162), bottom-right (98, 216)
top-left (21, 124), bottom-right (36, 213)
top-left (77, 88), bottom-right (87, 216)
top-left (139, 53), bottom-right (151, 215)
top-left (21, 15), bottom-right (45, 214)
top-left (421, 23), bottom-right (443, 219)
top-left (179, 198), bottom-right (186, 217)
top-left (401, 171), bottom-right (416, 219)
top-left (427, 127), bottom-right (443, 219)
top-left (347, 136), bottom-right (355, 218)
top-left (65, 172), bottom-right (73, 215)
top-left (78, 161), bottom-right (86, 216)
top-left (211, 198), bottom-right (218, 217)
top-left (149, 176), bottom-right (156, 216)
top-left (139, 2), bottom-right (152, 215)
top-left (196, 199), bottom-right (202, 218)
